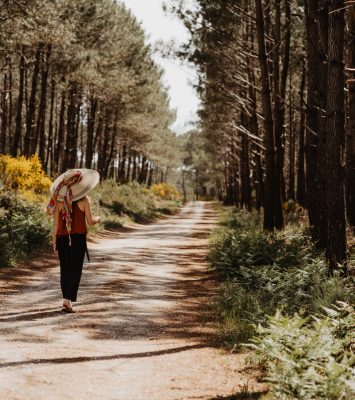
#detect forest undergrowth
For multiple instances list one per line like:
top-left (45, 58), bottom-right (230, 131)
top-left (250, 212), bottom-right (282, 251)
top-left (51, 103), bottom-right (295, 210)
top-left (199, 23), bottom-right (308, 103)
top-left (209, 206), bottom-right (355, 399)
top-left (0, 155), bottom-right (181, 268)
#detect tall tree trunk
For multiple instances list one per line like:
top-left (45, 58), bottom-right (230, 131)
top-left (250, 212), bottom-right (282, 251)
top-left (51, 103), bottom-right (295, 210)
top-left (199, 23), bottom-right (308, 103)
top-left (93, 110), bottom-right (103, 165)
top-left (24, 43), bottom-right (42, 155)
top-left (346, 6), bottom-right (355, 226)
top-left (240, 113), bottom-right (251, 209)
top-left (1, 72), bottom-right (8, 153)
top-left (324, 0), bottom-right (347, 272)
top-left (305, 0), bottom-right (322, 240)
top-left (119, 143), bottom-right (127, 183)
top-left (85, 97), bottom-right (97, 169)
top-left (99, 110), bottom-right (111, 179)
top-left (297, 58), bottom-right (306, 206)
top-left (140, 157), bottom-right (149, 185)
top-left (8, 59), bottom-right (13, 151)
top-left (79, 108), bottom-right (84, 168)
top-left (272, 0), bottom-right (285, 228)
top-left (36, 45), bottom-right (51, 161)
top-left (147, 162), bottom-right (154, 187)
top-left (254, 0), bottom-right (276, 230)
top-left (106, 108), bottom-right (118, 179)
top-left (54, 89), bottom-right (66, 173)
top-left (315, 0), bottom-right (330, 248)
top-left (12, 49), bottom-right (25, 156)
top-left (63, 83), bottom-right (79, 170)
top-left (279, 0), bottom-right (292, 203)
top-left (72, 102), bottom-right (81, 168)
top-left (45, 78), bottom-right (55, 173)
top-left (125, 154), bottom-right (132, 182)
top-left (248, 63), bottom-right (264, 210)
top-left (132, 151), bottom-right (137, 182)
top-left (288, 84), bottom-right (295, 200)
top-left (22, 65), bottom-right (28, 153)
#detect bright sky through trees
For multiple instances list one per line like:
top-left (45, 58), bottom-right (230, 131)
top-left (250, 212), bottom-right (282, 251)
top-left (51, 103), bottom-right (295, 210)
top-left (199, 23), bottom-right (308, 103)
top-left (121, 0), bottom-right (200, 133)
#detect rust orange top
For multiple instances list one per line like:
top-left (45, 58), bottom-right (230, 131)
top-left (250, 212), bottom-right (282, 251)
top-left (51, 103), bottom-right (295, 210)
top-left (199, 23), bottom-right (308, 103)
top-left (57, 201), bottom-right (87, 236)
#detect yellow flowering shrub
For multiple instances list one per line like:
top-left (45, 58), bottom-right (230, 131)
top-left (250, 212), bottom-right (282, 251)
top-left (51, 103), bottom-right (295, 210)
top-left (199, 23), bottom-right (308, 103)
top-left (0, 154), bottom-right (52, 198)
top-left (150, 183), bottom-right (181, 201)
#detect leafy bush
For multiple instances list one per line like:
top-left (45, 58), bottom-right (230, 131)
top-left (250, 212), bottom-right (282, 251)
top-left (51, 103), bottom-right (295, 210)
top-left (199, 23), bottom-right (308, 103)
top-left (0, 154), bottom-right (51, 200)
top-left (210, 207), bottom-right (355, 399)
top-left (213, 259), bottom-right (353, 346)
top-left (0, 155), bottom-right (52, 267)
top-left (150, 183), bottom-right (181, 201)
top-left (220, 207), bottom-right (262, 231)
top-left (209, 228), bottom-right (318, 281)
top-left (247, 304), bottom-right (355, 400)
top-left (210, 209), bottom-right (354, 344)
top-left (0, 190), bottom-right (51, 267)
top-left (90, 180), bottom-right (180, 225)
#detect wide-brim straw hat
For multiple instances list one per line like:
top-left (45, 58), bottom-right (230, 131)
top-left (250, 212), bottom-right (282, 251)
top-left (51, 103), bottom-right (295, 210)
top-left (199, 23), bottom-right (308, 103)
top-left (50, 168), bottom-right (100, 202)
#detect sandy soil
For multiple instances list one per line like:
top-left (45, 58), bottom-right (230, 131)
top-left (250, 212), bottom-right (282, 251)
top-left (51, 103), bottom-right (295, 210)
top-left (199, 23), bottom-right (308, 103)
top-left (0, 201), bottom-right (265, 400)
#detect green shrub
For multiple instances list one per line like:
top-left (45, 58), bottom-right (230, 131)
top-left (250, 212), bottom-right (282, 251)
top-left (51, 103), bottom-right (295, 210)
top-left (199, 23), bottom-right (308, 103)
top-left (213, 281), bottom-right (263, 345)
top-left (90, 180), bottom-right (180, 225)
top-left (0, 190), bottom-right (51, 267)
top-left (210, 207), bottom-right (355, 397)
top-left (210, 209), bottom-right (354, 344)
top-left (209, 228), bottom-right (318, 282)
top-left (214, 261), bottom-right (353, 345)
top-left (220, 207), bottom-right (262, 230)
top-left (247, 304), bottom-right (355, 400)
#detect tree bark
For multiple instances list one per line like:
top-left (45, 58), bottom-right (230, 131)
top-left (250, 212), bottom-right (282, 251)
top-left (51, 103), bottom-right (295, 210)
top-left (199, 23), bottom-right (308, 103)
top-left (272, 0), bottom-right (285, 228)
top-left (99, 109), bottom-right (111, 179)
top-left (8, 59), bottom-right (13, 151)
top-left (240, 113), bottom-right (251, 209)
top-left (106, 108), bottom-right (118, 180)
top-left (247, 62), bottom-right (264, 210)
top-left (315, 0), bottom-right (330, 248)
top-left (254, 0), bottom-right (276, 230)
top-left (1, 72), bottom-right (8, 153)
top-left (119, 143), bottom-right (128, 183)
top-left (85, 97), bottom-right (97, 169)
top-left (288, 86), bottom-right (295, 201)
top-left (346, 6), bottom-right (355, 226)
top-left (12, 49), bottom-right (25, 156)
top-left (45, 78), bottom-right (55, 173)
top-left (63, 83), bottom-right (79, 170)
top-left (324, 0), bottom-right (347, 272)
top-left (36, 45), bottom-right (51, 161)
top-left (53, 88), bottom-right (66, 173)
top-left (297, 58), bottom-right (307, 206)
top-left (132, 151), bottom-right (137, 182)
top-left (305, 0), bottom-right (322, 240)
top-left (24, 44), bottom-right (42, 155)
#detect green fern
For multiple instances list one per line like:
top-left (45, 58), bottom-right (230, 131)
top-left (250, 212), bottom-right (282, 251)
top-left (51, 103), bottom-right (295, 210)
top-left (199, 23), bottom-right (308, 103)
top-left (247, 305), bottom-right (355, 399)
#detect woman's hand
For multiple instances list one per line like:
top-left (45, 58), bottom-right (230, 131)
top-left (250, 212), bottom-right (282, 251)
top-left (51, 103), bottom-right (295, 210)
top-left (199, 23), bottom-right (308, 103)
top-left (94, 216), bottom-right (101, 224)
top-left (52, 238), bottom-right (57, 255)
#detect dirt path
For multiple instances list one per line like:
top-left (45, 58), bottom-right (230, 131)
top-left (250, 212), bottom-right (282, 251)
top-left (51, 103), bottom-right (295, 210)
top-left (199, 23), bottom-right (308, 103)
top-left (0, 202), bottom-right (264, 400)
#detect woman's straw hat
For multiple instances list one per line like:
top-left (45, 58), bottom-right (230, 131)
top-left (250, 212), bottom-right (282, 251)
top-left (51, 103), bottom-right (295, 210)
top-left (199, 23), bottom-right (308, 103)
top-left (50, 168), bottom-right (100, 202)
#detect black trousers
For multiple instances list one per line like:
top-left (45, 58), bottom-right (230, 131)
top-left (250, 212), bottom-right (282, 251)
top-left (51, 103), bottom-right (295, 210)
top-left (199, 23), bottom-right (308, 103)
top-left (56, 234), bottom-right (87, 302)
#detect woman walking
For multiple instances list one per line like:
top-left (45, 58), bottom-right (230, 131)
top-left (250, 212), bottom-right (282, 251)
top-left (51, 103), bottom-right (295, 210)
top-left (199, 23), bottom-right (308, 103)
top-left (47, 169), bottom-right (101, 313)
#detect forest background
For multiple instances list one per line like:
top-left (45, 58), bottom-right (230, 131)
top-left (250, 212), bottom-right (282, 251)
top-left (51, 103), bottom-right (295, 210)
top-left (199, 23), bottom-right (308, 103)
top-left (0, 1), bottom-right (354, 398)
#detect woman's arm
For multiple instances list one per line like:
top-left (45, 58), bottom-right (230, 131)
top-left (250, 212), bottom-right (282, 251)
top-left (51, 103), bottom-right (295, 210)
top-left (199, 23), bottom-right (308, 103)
top-left (84, 196), bottom-right (100, 225)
